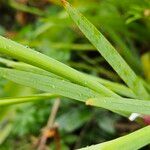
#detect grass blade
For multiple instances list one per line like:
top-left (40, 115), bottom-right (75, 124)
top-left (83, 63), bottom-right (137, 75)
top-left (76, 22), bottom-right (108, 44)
top-left (0, 57), bottom-right (135, 98)
top-left (0, 57), bottom-right (136, 98)
top-left (88, 75), bottom-right (136, 98)
top-left (61, 0), bottom-right (149, 99)
top-left (79, 126), bottom-right (150, 150)
top-left (0, 67), bottom-right (129, 116)
top-left (0, 35), bottom-right (118, 98)
top-left (0, 93), bottom-right (57, 106)
top-left (0, 67), bottom-right (100, 102)
top-left (0, 57), bottom-right (60, 79)
top-left (0, 67), bottom-right (147, 116)
top-left (86, 97), bottom-right (150, 115)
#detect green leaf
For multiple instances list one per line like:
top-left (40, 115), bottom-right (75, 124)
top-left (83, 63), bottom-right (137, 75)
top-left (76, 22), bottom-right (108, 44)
top-left (86, 97), bottom-right (150, 115)
top-left (78, 126), bottom-right (150, 150)
top-left (0, 57), bottom-right (60, 79)
top-left (0, 93), bottom-right (57, 106)
top-left (89, 75), bottom-right (136, 98)
top-left (0, 35), bottom-right (118, 98)
top-left (0, 57), bottom-right (135, 98)
top-left (0, 68), bottom-right (129, 116)
top-left (0, 67), bottom-right (100, 103)
top-left (62, 0), bottom-right (149, 100)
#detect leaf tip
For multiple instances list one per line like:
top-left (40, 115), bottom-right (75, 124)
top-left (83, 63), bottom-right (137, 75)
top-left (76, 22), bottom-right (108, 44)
top-left (60, 0), bottom-right (67, 6)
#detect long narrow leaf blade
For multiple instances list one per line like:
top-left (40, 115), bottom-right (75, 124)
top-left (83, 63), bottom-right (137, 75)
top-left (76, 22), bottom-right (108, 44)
top-left (0, 57), bottom-right (60, 79)
top-left (0, 57), bottom-right (135, 98)
top-left (61, 0), bottom-right (149, 99)
top-left (0, 67), bottom-right (100, 102)
top-left (0, 67), bottom-right (129, 116)
top-left (86, 97), bottom-right (150, 115)
top-left (0, 67), bottom-right (149, 115)
top-left (0, 93), bottom-right (57, 106)
top-left (0, 35), bottom-right (118, 97)
top-left (87, 75), bottom-right (136, 98)
top-left (79, 126), bottom-right (150, 150)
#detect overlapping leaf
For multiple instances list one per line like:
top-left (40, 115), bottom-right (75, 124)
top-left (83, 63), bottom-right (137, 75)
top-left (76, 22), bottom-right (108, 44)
top-left (61, 0), bottom-right (149, 100)
top-left (79, 126), bottom-right (150, 150)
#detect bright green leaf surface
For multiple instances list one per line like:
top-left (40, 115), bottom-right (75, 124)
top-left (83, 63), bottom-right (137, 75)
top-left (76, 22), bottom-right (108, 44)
top-left (0, 67), bottom-right (100, 102)
top-left (0, 57), bottom-right (135, 98)
top-left (86, 97), bottom-right (150, 115)
top-left (62, 0), bottom-right (149, 99)
top-left (79, 125), bottom-right (150, 150)
top-left (0, 35), bottom-right (118, 98)
top-left (0, 93), bottom-right (57, 106)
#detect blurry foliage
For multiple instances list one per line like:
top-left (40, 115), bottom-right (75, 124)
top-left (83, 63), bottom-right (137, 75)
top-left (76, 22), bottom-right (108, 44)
top-left (0, 0), bottom-right (150, 149)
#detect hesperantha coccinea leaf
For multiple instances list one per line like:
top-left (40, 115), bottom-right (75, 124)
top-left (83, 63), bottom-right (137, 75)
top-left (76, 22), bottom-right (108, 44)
top-left (61, 0), bottom-right (150, 100)
top-left (0, 0), bottom-right (149, 149)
